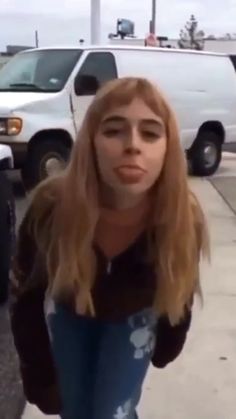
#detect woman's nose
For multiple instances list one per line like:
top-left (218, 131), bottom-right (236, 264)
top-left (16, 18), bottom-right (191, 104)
top-left (124, 129), bottom-right (141, 155)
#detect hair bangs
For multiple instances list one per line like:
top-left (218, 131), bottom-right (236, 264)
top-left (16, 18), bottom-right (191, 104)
top-left (88, 78), bottom-right (170, 135)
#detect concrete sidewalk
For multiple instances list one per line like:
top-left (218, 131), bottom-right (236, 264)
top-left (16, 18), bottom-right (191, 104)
top-left (22, 178), bottom-right (236, 419)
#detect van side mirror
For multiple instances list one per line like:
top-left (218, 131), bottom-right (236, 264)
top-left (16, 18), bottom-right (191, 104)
top-left (74, 74), bottom-right (100, 96)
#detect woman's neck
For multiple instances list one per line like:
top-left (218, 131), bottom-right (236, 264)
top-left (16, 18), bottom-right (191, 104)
top-left (95, 196), bottom-right (151, 258)
top-left (100, 187), bottom-right (147, 211)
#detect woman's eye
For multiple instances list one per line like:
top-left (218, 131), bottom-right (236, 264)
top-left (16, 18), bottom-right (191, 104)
top-left (142, 131), bottom-right (160, 140)
top-left (103, 128), bottom-right (121, 137)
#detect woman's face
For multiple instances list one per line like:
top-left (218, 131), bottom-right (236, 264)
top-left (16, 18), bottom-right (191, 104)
top-left (93, 97), bottom-right (167, 202)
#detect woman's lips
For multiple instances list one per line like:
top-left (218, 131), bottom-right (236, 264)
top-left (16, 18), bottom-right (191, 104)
top-left (114, 166), bottom-right (146, 184)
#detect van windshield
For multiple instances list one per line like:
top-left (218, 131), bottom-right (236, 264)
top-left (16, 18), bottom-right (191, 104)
top-left (0, 49), bottom-right (82, 93)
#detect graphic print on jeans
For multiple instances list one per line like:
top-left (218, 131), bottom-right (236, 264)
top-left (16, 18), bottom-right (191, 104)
top-left (44, 297), bottom-right (158, 419)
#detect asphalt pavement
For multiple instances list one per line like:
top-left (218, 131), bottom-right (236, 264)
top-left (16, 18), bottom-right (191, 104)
top-left (0, 304), bottom-right (25, 419)
top-left (0, 177), bottom-right (26, 419)
top-left (0, 153), bottom-right (235, 419)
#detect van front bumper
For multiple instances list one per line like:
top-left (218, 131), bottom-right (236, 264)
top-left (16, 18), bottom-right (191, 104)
top-left (0, 142), bottom-right (27, 168)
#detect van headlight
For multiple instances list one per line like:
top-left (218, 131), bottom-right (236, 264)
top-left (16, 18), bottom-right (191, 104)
top-left (0, 118), bottom-right (22, 136)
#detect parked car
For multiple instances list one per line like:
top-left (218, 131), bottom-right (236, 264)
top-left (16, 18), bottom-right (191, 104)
top-left (0, 45), bottom-right (236, 188)
top-left (0, 145), bottom-right (15, 304)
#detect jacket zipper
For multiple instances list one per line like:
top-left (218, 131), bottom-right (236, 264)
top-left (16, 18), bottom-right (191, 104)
top-left (107, 261), bottom-right (112, 275)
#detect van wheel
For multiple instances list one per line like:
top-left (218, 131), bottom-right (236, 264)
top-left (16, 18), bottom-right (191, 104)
top-left (189, 131), bottom-right (222, 176)
top-left (21, 139), bottom-right (70, 190)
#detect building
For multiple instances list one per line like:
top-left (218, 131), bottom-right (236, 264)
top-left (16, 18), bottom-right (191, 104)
top-left (109, 37), bottom-right (236, 54)
top-left (0, 45), bottom-right (32, 69)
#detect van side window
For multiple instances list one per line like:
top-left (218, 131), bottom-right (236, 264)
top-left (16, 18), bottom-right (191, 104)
top-left (75, 52), bottom-right (117, 96)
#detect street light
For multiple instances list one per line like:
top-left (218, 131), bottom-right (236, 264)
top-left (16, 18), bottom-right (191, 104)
top-left (90, 0), bottom-right (101, 44)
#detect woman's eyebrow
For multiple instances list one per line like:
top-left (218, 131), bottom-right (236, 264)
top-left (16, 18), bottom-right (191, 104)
top-left (141, 118), bottom-right (164, 128)
top-left (102, 116), bottom-right (126, 124)
top-left (101, 116), bottom-right (164, 128)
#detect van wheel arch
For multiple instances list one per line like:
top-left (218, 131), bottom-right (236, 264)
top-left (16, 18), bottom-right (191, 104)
top-left (196, 121), bottom-right (225, 144)
top-left (188, 121), bottom-right (225, 176)
top-left (28, 129), bottom-right (73, 150)
top-left (22, 129), bottom-right (73, 190)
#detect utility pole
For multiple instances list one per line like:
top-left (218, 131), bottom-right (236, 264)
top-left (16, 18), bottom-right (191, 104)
top-left (35, 30), bottom-right (39, 48)
top-left (150, 0), bottom-right (156, 34)
top-left (90, 0), bottom-right (101, 44)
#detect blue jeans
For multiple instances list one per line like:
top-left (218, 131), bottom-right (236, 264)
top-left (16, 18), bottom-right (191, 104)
top-left (45, 299), bottom-right (157, 419)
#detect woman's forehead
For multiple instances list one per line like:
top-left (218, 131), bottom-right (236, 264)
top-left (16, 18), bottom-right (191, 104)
top-left (100, 98), bottom-right (163, 122)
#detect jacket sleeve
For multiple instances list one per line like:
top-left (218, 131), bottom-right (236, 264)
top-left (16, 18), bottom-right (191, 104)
top-left (151, 305), bottom-right (192, 368)
top-left (9, 207), bottom-right (61, 414)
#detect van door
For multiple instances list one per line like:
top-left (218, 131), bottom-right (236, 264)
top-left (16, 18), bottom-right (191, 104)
top-left (71, 51), bottom-right (118, 132)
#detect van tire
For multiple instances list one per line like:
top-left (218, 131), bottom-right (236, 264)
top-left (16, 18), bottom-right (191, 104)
top-left (21, 138), bottom-right (70, 190)
top-left (189, 131), bottom-right (222, 176)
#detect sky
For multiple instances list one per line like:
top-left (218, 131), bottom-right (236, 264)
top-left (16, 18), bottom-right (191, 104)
top-left (1, 0), bottom-right (236, 50)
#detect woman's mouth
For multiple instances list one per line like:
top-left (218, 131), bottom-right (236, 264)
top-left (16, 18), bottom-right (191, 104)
top-left (114, 165), bottom-right (146, 184)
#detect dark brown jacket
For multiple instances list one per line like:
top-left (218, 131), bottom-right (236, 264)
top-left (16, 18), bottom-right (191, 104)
top-left (9, 208), bottom-right (193, 415)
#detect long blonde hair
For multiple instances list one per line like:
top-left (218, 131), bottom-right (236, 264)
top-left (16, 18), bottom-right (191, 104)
top-left (29, 77), bottom-right (209, 325)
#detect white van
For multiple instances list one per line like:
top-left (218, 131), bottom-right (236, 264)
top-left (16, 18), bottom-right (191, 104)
top-left (0, 45), bottom-right (235, 188)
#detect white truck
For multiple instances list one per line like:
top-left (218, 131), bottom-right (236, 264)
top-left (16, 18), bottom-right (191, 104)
top-left (0, 45), bottom-right (236, 188)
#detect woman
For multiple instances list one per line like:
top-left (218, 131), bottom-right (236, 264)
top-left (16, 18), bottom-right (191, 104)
top-left (10, 77), bottom-right (209, 419)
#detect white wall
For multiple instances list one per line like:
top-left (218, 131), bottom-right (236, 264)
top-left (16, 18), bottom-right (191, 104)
top-left (109, 38), bottom-right (236, 54)
top-left (204, 40), bottom-right (236, 53)
top-left (168, 39), bottom-right (236, 53)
